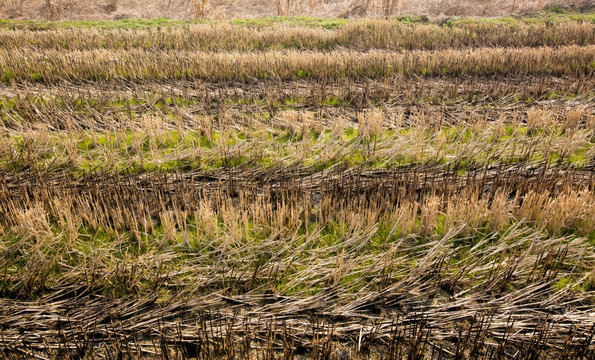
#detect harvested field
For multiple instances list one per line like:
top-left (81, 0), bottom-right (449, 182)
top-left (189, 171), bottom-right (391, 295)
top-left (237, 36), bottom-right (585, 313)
top-left (0, 11), bottom-right (595, 360)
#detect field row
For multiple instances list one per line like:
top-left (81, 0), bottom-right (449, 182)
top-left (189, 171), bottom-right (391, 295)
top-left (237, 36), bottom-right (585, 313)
top-left (2, 45), bottom-right (594, 84)
top-left (1, 18), bottom-right (594, 51)
top-left (2, 110), bottom-right (594, 175)
top-left (1, 231), bottom-right (593, 359)
top-left (2, 75), bottom-right (593, 132)
top-left (3, 163), bottom-right (595, 234)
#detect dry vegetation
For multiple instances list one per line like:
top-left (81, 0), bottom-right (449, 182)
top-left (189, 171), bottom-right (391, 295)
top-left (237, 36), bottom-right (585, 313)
top-left (0, 11), bottom-right (595, 360)
top-left (0, 0), bottom-right (593, 19)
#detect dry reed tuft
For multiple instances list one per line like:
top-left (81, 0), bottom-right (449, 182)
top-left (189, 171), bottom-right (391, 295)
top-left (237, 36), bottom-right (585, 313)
top-left (193, 0), bottom-right (209, 18)
top-left (45, 0), bottom-right (62, 19)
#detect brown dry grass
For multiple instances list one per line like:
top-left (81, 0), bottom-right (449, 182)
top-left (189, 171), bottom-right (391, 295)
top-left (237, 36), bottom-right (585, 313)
top-left (0, 0), bottom-right (592, 19)
top-left (193, 0), bottom-right (208, 18)
top-left (0, 13), bottom-right (594, 360)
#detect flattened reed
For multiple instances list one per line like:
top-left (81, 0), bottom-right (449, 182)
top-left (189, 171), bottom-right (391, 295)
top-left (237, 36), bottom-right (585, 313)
top-left (1, 75), bottom-right (593, 132)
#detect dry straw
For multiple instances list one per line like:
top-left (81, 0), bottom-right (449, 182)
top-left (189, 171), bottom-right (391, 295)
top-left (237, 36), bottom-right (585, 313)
top-left (0, 14), bottom-right (594, 359)
top-left (2, 45), bottom-right (593, 83)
